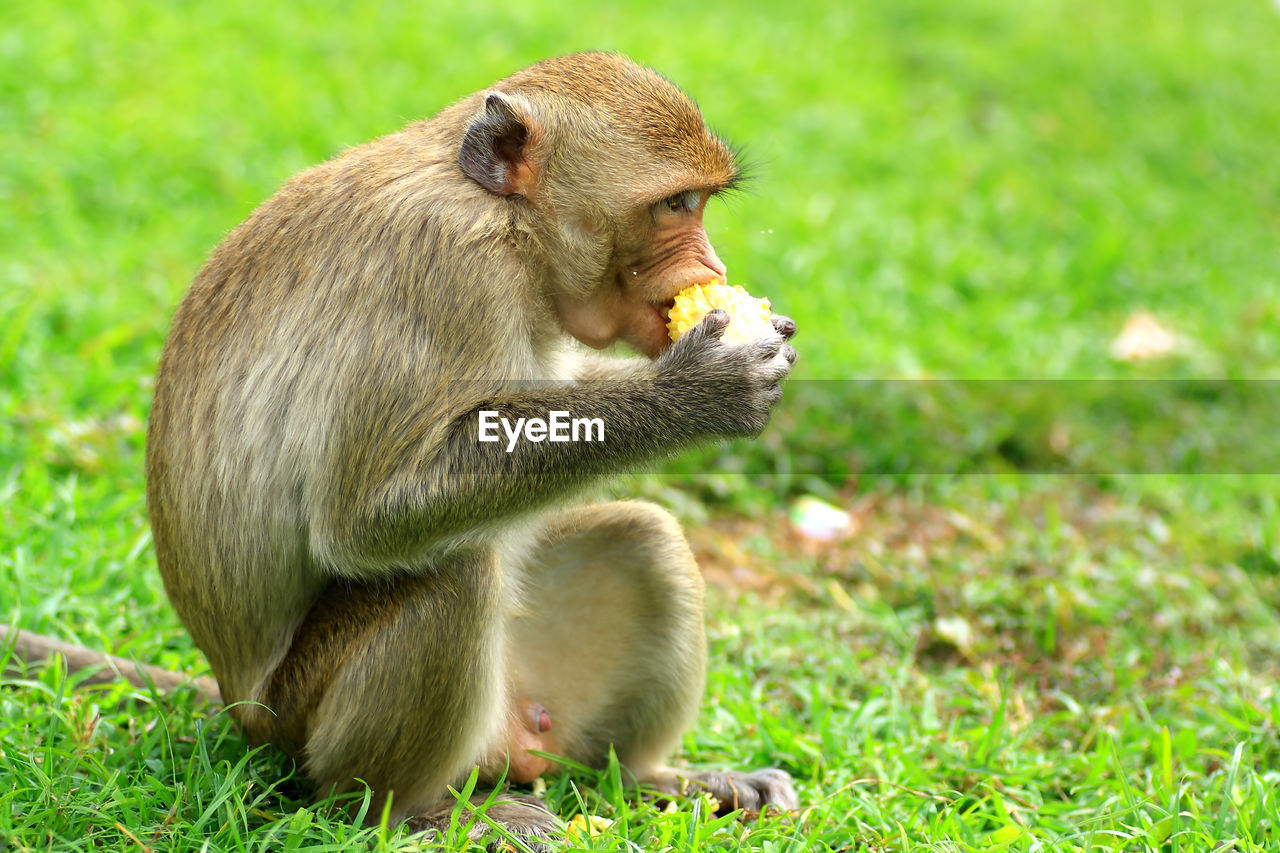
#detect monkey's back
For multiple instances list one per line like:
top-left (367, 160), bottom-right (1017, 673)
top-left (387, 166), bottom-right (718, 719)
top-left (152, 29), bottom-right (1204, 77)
top-left (145, 108), bottom-right (544, 706)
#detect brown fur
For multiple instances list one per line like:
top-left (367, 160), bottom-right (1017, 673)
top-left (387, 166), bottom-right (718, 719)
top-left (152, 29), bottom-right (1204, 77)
top-left (499, 54), bottom-right (739, 186)
top-left (33, 52), bottom-right (799, 842)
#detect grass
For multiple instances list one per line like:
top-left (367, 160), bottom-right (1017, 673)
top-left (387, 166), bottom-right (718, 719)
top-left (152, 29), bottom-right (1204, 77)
top-left (2, 0), bottom-right (1279, 850)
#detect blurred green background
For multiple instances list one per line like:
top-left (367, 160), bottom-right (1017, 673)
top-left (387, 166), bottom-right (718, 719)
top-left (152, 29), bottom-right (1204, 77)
top-left (3, 1), bottom-right (1279, 850)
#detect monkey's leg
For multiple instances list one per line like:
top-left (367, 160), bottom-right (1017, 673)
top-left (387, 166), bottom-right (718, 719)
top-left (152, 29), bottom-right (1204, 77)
top-left (504, 501), bottom-right (799, 814)
top-left (255, 551), bottom-right (559, 847)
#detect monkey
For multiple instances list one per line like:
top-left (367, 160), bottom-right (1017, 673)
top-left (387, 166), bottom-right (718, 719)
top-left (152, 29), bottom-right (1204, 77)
top-left (9, 52), bottom-right (800, 847)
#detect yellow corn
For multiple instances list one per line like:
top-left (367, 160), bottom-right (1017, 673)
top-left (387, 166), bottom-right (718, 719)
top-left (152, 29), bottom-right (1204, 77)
top-left (565, 814), bottom-right (615, 839)
top-left (666, 281), bottom-right (773, 345)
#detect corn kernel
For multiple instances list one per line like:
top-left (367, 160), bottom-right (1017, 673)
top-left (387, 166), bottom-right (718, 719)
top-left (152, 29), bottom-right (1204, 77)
top-left (565, 814), bottom-right (615, 839)
top-left (666, 281), bottom-right (773, 345)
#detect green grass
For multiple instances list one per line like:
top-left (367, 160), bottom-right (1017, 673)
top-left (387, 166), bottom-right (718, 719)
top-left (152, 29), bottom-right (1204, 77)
top-left (3, 0), bottom-right (1279, 850)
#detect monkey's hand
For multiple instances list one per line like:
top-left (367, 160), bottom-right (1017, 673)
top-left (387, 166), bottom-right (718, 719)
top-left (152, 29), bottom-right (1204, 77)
top-left (655, 309), bottom-right (797, 440)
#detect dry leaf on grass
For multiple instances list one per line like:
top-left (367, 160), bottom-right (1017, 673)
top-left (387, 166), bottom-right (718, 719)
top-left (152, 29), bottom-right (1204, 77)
top-left (1110, 311), bottom-right (1178, 361)
top-left (788, 495), bottom-right (859, 543)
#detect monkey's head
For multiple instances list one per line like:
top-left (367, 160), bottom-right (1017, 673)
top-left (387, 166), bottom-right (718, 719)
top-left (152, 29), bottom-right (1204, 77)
top-left (458, 52), bottom-right (741, 358)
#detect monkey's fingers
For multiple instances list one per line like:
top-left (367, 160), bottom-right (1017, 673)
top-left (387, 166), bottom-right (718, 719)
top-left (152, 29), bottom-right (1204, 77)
top-left (746, 327), bottom-right (791, 364)
top-left (771, 314), bottom-right (797, 341)
top-left (691, 309), bottom-right (731, 341)
top-left (754, 338), bottom-right (794, 388)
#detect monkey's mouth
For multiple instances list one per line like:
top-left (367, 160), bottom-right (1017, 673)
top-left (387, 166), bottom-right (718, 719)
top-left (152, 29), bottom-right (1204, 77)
top-left (656, 298), bottom-right (676, 323)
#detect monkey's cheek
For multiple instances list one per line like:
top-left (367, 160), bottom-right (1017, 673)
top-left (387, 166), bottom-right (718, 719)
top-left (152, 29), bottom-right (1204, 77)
top-left (555, 292), bottom-right (625, 350)
top-left (623, 302), bottom-right (674, 359)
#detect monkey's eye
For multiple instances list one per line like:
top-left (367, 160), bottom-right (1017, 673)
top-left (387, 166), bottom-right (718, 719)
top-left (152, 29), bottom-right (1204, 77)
top-left (657, 190), bottom-right (702, 216)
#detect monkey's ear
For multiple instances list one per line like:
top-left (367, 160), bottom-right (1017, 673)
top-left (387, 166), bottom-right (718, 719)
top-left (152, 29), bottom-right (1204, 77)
top-left (459, 92), bottom-right (541, 198)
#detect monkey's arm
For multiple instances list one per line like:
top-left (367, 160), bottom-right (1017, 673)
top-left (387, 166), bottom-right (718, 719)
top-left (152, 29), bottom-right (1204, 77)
top-left (569, 352), bottom-right (649, 383)
top-left (327, 315), bottom-right (794, 567)
top-left (1, 623), bottom-right (221, 702)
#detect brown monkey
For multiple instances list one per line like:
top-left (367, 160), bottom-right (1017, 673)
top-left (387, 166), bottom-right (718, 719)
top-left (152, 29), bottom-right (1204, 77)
top-left (44, 52), bottom-right (801, 846)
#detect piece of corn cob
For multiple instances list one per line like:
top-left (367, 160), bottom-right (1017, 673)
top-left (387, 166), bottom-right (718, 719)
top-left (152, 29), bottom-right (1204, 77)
top-left (565, 814), bottom-right (615, 840)
top-left (666, 281), bottom-right (773, 345)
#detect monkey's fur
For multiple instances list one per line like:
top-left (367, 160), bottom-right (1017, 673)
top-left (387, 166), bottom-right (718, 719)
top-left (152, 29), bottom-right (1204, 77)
top-left (9, 53), bottom-right (798, 844)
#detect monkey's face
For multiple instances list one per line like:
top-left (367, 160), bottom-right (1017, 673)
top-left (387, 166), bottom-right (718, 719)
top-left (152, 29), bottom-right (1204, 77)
top-left (555, 188), bottom-right (726, 359)
top-left (456, 72), bottom-right (738, 360)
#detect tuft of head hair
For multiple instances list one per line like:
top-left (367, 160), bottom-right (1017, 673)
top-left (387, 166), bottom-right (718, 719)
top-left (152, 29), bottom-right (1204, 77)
top-left (498, 52), bottom-right (740, 191)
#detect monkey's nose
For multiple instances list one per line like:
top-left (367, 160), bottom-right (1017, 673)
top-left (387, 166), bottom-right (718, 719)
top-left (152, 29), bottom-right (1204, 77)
top-left (702, 246), bottom-right (727, 278)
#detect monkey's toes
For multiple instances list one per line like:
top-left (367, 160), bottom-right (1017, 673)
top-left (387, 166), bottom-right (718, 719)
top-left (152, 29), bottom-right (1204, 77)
top-left (406, 792), bottom-right (563, 853)
top-left (675, 767), bottom-right (800, 815)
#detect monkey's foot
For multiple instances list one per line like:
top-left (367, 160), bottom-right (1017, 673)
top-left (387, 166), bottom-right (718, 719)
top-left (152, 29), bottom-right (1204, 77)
top-left (646, 767), bottom-right (799, 816)
top-left (406, 792), bottom-right (563, 853)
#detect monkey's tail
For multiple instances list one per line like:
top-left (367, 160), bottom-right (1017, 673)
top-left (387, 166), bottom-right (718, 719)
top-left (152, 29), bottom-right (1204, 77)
top-left (0, 623), bottom-right (222, 704)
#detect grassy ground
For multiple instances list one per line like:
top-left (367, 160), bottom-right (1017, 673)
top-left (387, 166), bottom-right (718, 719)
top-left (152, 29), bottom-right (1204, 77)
top-left (2, 0), bottom-right (1279, 850)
